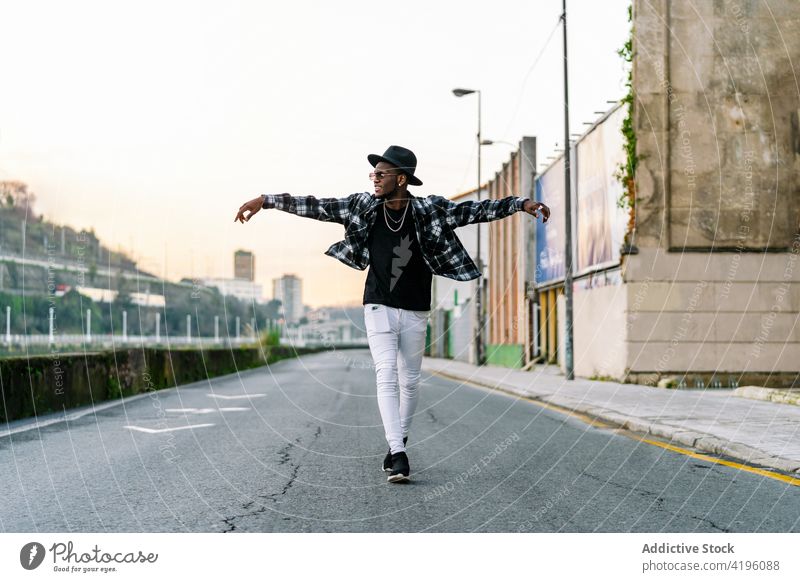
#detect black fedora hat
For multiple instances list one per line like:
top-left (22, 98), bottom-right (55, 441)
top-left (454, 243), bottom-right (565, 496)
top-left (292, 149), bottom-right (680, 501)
top-left (368, 145), bottom-right (423, 186)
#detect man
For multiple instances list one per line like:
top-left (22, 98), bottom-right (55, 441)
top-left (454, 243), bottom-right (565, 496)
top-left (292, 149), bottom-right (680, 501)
top-left (234, 145), bottom-right (549, 484)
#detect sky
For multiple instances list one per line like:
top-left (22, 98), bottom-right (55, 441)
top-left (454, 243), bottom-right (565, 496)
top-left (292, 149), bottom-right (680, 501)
top-left (0, 0), bottom-right (630, 308)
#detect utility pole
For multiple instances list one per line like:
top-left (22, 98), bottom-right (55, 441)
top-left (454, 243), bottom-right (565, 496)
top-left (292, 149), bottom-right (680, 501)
top-left (562, 0), bottom-right (575, 380)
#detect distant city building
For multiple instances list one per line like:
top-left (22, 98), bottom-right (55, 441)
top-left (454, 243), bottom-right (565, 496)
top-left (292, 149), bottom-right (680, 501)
top-left (284, 305), bottom-right (368, 346)
top-left (272, 274), bottom-right (303, 324)
top-left (234, 250), bottom-right (255, 281)
top-left (201, 277), bottom-right (263, 303)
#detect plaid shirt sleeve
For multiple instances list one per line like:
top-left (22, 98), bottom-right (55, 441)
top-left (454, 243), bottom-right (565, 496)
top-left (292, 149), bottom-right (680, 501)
top-left (436, 195), bottom-right (529, 228)
top-left (261, 193), bottom-right (356, 225)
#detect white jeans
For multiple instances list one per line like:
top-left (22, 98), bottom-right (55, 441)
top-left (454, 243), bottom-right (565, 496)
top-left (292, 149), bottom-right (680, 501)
top-left (364, 304), bottom-right (430, 454)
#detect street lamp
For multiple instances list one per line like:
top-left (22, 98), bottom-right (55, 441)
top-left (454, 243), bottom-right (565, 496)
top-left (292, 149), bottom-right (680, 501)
top-left (452, 87), bottom-right (485, 366)
top-left (452, 88), bottom-right (475, 98)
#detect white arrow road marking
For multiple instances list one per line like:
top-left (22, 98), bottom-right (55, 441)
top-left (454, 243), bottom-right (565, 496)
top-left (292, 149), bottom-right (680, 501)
top-left (207, 393), bottom-right (266, 400)
top-left (164, 407), bottom-right (250, 414)
top-left (123, 423), bottom-right (215, 434)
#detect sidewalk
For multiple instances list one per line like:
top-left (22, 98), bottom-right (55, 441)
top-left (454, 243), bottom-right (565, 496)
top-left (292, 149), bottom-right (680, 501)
top-left (422, 358), bottom-right (800, 475)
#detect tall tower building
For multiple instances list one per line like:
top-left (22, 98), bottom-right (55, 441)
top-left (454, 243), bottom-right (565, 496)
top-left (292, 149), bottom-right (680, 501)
top-left (272, 274), bottom-right (304, 324)
top-left (234, 250), bottom-right (255, 281)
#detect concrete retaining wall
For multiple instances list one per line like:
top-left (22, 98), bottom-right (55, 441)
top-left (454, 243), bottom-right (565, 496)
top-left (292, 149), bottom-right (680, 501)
top-left (0, 345), bottom-right (324, 423)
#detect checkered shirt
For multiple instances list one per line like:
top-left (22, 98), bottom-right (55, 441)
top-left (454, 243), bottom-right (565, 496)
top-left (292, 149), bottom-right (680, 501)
top-left (261, 192), bottom-right (529, 281)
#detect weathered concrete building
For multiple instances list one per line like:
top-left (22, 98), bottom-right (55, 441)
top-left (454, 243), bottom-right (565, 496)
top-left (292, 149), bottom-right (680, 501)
top-left (618, 0), bottom-right (800, 386)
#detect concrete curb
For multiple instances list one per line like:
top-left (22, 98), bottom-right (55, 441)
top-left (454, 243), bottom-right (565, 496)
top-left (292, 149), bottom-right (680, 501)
top-left (428, 369), bottom-right (800, 476)
top-left (734, 386), bottom-right (800, 406)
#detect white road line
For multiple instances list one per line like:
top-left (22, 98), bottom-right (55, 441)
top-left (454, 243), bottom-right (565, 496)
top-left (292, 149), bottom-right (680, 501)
top-left (123, 423), bottom-right (215, 434)
top-left (206, 393), bottom-right (266, 400)
top-left (164, 408), bottom-right (250, 414)
top-left (0, 391), bottom-right (157, 439)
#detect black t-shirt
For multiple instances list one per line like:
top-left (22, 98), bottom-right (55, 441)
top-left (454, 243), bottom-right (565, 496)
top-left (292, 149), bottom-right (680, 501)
top-left (362, 200), bottom-right (433, 310)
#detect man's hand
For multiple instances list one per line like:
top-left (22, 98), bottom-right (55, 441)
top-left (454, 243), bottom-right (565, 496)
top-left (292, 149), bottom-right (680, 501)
top-left (235, 196), bottom-right (265, 223)
top-left (522, 199), bottom-right (550, 223)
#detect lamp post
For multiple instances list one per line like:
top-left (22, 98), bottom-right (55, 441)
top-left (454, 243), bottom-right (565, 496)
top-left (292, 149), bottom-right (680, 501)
top-left (453, 87), bottom-right (485, 366)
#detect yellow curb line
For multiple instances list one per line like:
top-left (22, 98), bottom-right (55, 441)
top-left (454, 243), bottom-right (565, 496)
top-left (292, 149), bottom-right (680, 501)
top-left (635, 437), bottom-right (800, 487)
top-left (428, 369), bottom-right (800, 487)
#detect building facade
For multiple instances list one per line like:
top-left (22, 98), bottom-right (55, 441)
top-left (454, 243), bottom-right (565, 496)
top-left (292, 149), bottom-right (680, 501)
top-left (486, 136), bottom-right (537, 368)
top-left (272, 274), bottom-right (304, 324)
top-left (201, 277), bottom-right (263, 303)
top-left (429, 186), bottom-right (487, 364)
top-left (615, 0), bottom-right (800, 387)
top-left (437, 1), bottom-right (800, 389)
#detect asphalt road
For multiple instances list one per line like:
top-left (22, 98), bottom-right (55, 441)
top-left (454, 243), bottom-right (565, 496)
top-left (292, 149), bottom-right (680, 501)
top-left (1, 350), bottom-right (798, 532)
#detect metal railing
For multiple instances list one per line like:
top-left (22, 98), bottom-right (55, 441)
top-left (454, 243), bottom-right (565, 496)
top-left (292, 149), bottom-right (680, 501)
top-left (0, 333), bottom-right (367, 352)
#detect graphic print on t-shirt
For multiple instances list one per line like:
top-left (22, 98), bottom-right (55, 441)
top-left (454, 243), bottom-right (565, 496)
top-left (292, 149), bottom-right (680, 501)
top-left (363, 199), bottom-right (432, 310)
top-left (390, 234), bottom-right (413, 291)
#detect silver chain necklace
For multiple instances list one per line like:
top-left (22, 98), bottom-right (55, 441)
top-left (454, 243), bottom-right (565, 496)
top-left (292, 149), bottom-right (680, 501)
top-left (383, 200), bottom-right (410, 233)
top-left (384, 207), bottom-right (404, 223)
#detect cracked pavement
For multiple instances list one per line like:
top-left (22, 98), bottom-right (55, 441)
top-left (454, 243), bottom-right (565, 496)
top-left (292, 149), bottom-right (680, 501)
top-left (1, 350), bottom-right (798, 532)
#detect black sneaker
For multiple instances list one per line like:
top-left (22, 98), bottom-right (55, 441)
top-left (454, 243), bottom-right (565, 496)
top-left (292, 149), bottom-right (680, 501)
top-left (388, 451), bottom-right (410, 483)
top-left (382, 436), bottom-right (408, 472)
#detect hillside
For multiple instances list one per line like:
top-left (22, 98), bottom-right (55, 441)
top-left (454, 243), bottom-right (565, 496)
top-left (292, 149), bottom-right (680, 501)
top-left (0, 180), bottom-right (142, 274)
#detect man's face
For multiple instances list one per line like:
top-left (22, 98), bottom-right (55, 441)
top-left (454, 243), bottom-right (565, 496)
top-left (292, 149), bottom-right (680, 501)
top-left (371, 161), bottom-right (402, 197)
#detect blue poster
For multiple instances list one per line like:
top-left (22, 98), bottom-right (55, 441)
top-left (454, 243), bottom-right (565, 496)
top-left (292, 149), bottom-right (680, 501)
top-left (535, 157), bottom-right (565, 285)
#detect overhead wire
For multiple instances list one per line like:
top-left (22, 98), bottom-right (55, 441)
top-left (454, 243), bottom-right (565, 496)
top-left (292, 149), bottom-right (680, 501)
top-left (499, 16), bottom-right (563, 142)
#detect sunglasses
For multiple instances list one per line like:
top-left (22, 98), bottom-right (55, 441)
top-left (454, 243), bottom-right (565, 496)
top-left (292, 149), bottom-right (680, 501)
top-left (369, 171), bottom-right (400, 181)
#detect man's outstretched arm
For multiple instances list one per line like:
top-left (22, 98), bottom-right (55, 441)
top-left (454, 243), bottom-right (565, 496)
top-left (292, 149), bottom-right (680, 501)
top-left (235, 193), bottom-right (358, 225)
top-left (435, 195), bottom-right (550, 228)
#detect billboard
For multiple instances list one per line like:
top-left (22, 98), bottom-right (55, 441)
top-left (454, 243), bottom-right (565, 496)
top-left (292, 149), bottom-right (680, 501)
top-left (575, 106), bottom-right (627, 273)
